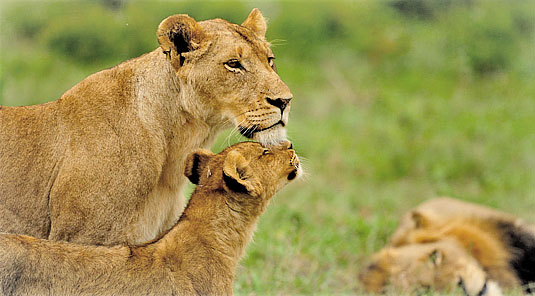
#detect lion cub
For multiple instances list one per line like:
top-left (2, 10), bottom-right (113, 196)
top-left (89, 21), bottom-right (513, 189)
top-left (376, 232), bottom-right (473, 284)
top-left (0, 141), bottom-right (300, 296)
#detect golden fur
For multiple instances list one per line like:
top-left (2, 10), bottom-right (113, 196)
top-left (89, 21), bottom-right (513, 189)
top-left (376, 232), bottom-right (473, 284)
top-left (0, 141), bottom-right (301, 296)
top-left (389, 197), bottom-right (522, 245)
top-left (360, 240), bottom-right (502, 296)
top-left (361, 198), bottom-right (535, 295)
top-left (0, 9), bottom-right (293, 245)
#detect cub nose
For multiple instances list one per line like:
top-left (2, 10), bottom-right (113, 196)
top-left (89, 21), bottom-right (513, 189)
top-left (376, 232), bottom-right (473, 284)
top-left (266, 97), bottom-right (292, 112)
top-left (279, 141), bottom-right (293, 150)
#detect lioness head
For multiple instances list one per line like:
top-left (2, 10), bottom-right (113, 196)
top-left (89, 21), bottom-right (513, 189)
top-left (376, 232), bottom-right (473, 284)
top-left (360, 240), bottom-right (503, 296)
top-left (184, 141), bottom-right (300, 211)
top-left (158, 9), bottom-right (292, 145)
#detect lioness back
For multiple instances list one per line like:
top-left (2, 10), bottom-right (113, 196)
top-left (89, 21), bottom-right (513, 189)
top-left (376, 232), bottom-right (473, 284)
top-left (0, 9), bottom-right (293, 246)
top-left (0, 103), bottom-right (61, 238)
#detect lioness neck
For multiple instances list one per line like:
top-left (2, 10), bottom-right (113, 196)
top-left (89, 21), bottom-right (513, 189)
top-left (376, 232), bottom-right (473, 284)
top-left (119, 50), bottom-right (227, 244)
top-left (129, 50), bottom-right (218, 139)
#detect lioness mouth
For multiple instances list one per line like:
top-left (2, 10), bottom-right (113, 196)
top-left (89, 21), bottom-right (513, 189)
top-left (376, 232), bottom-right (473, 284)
top-left (238, 121), bottom-right (284, 138)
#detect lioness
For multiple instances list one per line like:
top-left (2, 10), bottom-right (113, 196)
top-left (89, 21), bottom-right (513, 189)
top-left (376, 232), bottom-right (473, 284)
top-left (0, 141), bottom-right (301, 296)
top-left (361, 198), bottom-right (535, 295)
top-left (0, 9), bottom-right (293, 245)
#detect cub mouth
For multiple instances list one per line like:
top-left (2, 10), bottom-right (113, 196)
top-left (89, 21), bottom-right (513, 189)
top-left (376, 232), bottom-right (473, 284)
top-left (287, 159), bottom-right (301, 181)
top-left (238, 121), bottom-right (285, 138)
top-left (288, 168), bottom-right (298, 181)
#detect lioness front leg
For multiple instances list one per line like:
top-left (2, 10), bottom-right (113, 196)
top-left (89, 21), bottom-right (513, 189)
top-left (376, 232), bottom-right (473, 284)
top-left (46, 151), bottom-right (163, 245)
top-left (0, 205), bottom-right (36, 237)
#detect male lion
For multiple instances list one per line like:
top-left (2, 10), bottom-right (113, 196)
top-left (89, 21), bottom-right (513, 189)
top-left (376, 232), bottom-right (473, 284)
top-left (0, 141), bottom-right (301, 296)
top-left (361, 198), bottom-right (535, 295)
top-left (0, 9), bottom-right (292, 245)
top-left (360, 240), bottom-right (504, 296)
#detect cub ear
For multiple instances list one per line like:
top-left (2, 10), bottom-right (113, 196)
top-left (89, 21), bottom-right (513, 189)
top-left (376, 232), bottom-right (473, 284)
top-left (241, 8), bottom-right (267, 39)
top-left (222, 151), bottom-right (261, 197)
top-left (184, 149), bottom-right (215, 184)
top-left (157, 14), bottom-right (206, 70)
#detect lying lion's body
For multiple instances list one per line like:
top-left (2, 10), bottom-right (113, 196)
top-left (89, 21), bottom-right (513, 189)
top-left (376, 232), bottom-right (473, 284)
top-left (360, 240), bottom-right (503, 296)
top-left (0, 9), bottom-right (292, 245)
top-left (0, 141), bottom-right (300, 296)
top-left (361, 197), bottom-right (535, 295)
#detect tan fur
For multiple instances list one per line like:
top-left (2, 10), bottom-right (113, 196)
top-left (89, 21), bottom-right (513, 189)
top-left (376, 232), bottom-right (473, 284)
top-left (0, 141), bottom-right (301, 296)
top-left (361, 198), bottom-right (535, 295)
top-left (0, 9), bottom-right (293, 245)
top-left (397, 218), bottom-right (520, 289)
top-left (390, 197), bottom-right (519, 246)
top-left (360, 240), bottom-right (502, 296)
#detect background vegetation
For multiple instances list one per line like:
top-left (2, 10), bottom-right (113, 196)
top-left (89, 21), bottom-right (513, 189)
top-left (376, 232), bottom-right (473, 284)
top-left (1, 0), bottom-right (534, 294)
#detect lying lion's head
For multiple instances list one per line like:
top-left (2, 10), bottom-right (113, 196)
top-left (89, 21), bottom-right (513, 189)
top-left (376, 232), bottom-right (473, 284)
top-left (157, 9), bottom-right (292, 145)
top-left (360, 240), bottom-right (503, 296)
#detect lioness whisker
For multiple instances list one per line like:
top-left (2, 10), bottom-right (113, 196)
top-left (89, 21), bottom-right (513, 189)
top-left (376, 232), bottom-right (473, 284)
top-left (225, 118), bottom-right (248, 146)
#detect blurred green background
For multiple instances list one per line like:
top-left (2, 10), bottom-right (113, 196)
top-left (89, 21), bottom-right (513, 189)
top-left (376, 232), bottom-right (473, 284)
top-left (1, 0), bottom-right (534, 294)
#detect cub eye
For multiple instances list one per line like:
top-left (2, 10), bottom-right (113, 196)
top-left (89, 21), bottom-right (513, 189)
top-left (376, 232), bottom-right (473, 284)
top-left (224, 59), bottom-right (244, 72)
top-left (262, 149), bottom-right (271, 155)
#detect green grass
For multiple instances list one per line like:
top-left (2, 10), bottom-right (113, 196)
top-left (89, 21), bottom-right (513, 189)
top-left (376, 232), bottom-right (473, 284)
top-left (2, 0), bottom-right (535, 294)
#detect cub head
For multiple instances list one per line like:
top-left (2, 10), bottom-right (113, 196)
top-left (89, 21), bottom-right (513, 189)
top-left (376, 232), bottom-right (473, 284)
top-left (184, 141), bottom-right (300, 211)
top-left (158, 9), bottom-right (292, 145)
top-left (360, 240), bottom-right (502, 296)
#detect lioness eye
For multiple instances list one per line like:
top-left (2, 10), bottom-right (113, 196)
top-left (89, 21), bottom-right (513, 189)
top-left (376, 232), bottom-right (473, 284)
top-left (262, 149), bottom-right (271, 155)
top-left (268, 57), bottom-right (277, 72)
top-left (225, 59), bottom-right (243, 70)
top-left (268, 57), bottom-right (275, 68)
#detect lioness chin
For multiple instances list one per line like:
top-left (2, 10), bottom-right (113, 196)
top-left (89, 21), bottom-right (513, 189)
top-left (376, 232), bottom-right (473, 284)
top-left (0, 141), bottom-right (301, 296)
top-left (0, 9), bottom-right (292, 245)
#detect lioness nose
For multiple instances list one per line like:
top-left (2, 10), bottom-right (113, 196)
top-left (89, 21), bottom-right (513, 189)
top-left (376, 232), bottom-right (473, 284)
top-left (266, 97), bottom-right (292, 112)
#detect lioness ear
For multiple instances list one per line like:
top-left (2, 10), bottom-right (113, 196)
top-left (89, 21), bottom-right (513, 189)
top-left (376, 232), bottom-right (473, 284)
top-left (222, 151), bottom-right (261, 196)
top-left (157, 14), bottom-right (206, 70)
top-left (184, 149), bottom-right (215, 184)
top-left (241, 8), bottom-right (267, 39)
